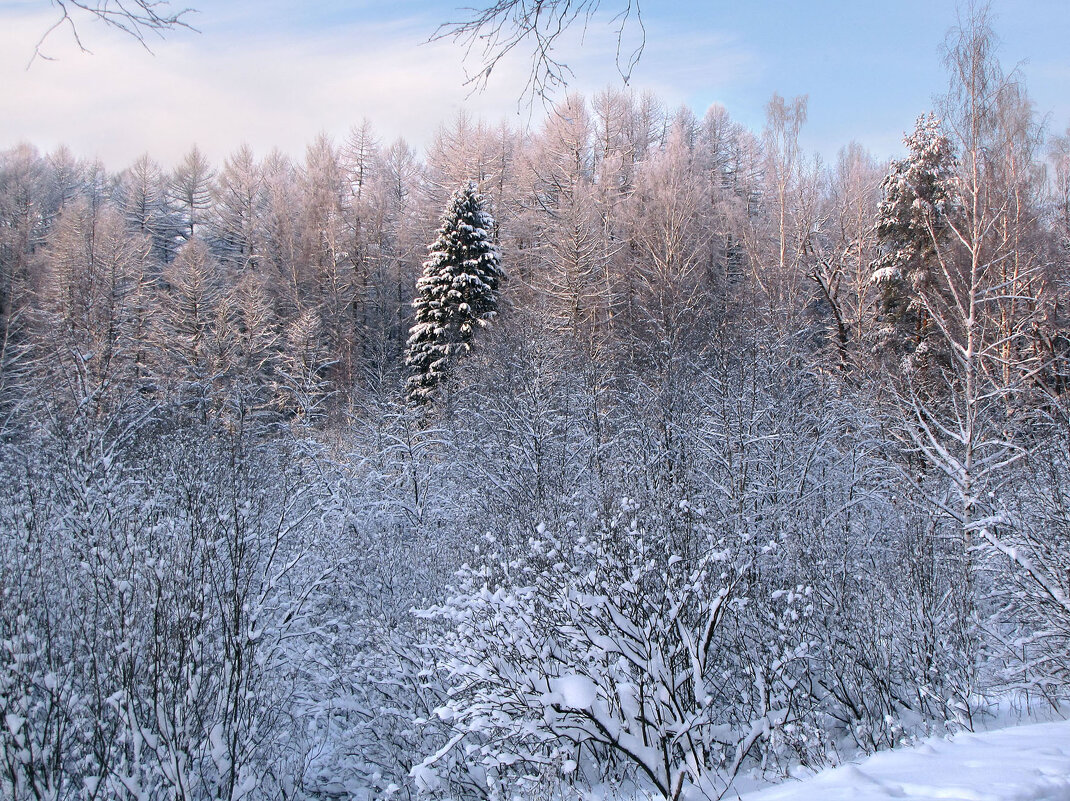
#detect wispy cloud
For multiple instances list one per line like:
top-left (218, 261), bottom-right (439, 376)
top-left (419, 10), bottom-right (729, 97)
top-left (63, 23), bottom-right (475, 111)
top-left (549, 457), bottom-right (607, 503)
top-left (3, 1), bottom-right (1068, 170)
top-left (0, 4), bottom-right (758, 169)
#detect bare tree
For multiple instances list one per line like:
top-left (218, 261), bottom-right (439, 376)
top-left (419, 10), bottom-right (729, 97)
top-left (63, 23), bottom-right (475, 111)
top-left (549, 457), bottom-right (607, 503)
top-left (805, 142), bottom-right (883, 371)
top-left (760, 93), bottom-right (809, 320)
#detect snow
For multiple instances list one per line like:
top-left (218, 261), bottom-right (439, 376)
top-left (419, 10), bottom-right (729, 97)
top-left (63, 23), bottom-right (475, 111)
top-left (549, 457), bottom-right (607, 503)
top-left (741, 720), bottom-right (1070, 801)
top-left (550, 675), bottom-right (599, 709)
top-left (870, 264), bottom-right (900, 284)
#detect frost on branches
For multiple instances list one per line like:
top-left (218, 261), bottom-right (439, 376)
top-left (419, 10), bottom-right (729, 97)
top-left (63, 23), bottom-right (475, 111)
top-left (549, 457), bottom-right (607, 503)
top-left (417, 500), bottom-right (815, 801)
top-left (871, 113), bottom-right (960, 367)
top-left (406, 182), bottom-right (504, 405)
top-left (0, 417), bottom-right (331, 801)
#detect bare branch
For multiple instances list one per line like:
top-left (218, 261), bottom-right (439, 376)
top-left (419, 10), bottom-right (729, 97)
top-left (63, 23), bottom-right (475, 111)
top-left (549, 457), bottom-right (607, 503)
top-left (32, 0), bottom-right (197, 64)
top-left (430, 0), bottom-right (644, 102)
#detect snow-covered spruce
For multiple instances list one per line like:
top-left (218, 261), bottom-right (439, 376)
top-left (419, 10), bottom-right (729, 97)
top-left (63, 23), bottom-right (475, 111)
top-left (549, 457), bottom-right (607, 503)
top-left (870, 112), bottom-right (960, 364)
top-left (405, 182), bottom-right (504, 405)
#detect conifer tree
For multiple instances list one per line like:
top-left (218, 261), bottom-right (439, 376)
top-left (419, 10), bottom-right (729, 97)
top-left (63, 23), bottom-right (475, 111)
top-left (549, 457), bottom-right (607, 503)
top-left (871, 113), bottom-right (960, 364)
top-left (405, 182), bottom-right (503, 404)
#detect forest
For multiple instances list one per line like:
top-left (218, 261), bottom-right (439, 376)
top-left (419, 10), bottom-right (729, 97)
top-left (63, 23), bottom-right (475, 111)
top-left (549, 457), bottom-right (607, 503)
top-left (2, 9), bottom-right (1070, 801)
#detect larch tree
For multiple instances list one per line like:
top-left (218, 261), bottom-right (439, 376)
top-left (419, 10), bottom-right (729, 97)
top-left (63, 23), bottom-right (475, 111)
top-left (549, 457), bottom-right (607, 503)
top-left (154, 237), bottom-right (227, 419)
top-left (42, 146), bottom-right (86, 224)
top-left (39, 198), bottom-right (149, 412)
top-left (259, 150), bottom-right (302, 315)
top-left (341, 120), bottom-right (383, 371)
top-left (380, 138), bottom-right (423, 355)
top-left (627, 110), bottom-right (711, 357)
top-left (170, 145), bottom-right (215, 242)
top-left (0, 145), bottom-right (47, 418)
top-left (211, 144), bottom-right (265, 272)
top-left (521, 95), bottom-right (603, 342)
top-left (405, 182), bottom-right (503, 404)
top-left (118, 153), bottom-right (175, 262)
top-left (298, 134), bottom-right (354, 385)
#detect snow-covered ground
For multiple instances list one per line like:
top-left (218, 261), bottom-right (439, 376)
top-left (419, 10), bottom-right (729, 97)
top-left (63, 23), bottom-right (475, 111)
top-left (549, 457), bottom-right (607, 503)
top-left (741, 720), bottom-right (1070, 801)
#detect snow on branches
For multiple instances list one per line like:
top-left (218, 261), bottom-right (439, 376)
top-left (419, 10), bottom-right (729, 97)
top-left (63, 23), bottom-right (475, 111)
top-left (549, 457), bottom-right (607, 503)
top-left (871, 113), bottom-right (961, 365)
top-left (406, 182), bottom-right (504, 405)
top-left (418, 500), bottom-right (814, 801)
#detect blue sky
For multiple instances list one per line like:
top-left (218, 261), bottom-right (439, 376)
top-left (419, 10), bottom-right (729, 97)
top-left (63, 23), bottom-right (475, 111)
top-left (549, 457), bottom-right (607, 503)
top-left (1, 0), bottom-right (1067, 168)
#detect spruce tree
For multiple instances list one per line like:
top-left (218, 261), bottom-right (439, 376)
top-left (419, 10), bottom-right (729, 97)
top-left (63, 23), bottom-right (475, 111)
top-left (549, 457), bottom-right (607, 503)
top-left (871, 113), bottom-right (960, 365)
top-left (405, 182), bottom-right (503, 404)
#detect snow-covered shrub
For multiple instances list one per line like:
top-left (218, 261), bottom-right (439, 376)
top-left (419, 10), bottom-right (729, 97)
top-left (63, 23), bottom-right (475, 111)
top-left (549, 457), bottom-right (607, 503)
top-left (296, 395), bottom-right (468, 801)
top-left (419, 497), bottom-right (814, 801)
top-left (992, 398), bottom-right (1070, 701)
top-left (0, 410), bottom-right (333, 800)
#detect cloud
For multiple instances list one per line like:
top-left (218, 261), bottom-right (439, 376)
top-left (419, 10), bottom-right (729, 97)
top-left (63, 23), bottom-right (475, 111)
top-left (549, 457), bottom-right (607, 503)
top-left (0, 4), bottom-right (758, 170)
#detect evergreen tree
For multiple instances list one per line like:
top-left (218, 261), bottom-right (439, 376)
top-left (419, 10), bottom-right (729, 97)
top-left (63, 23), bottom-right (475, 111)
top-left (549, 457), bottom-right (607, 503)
top-left (405, 182), bottom-right (503, 404)
top-left (871, 113), bottom-right (959, 365)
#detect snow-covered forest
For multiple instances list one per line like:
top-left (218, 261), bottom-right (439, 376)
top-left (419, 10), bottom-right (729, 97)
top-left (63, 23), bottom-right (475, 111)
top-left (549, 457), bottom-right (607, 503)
top-left (3, 9), bottom-right (1070, 800)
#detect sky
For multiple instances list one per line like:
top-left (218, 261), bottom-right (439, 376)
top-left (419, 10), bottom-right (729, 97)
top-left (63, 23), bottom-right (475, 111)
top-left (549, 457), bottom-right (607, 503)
top-left (1, 0), bottom-right (1068, 170)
